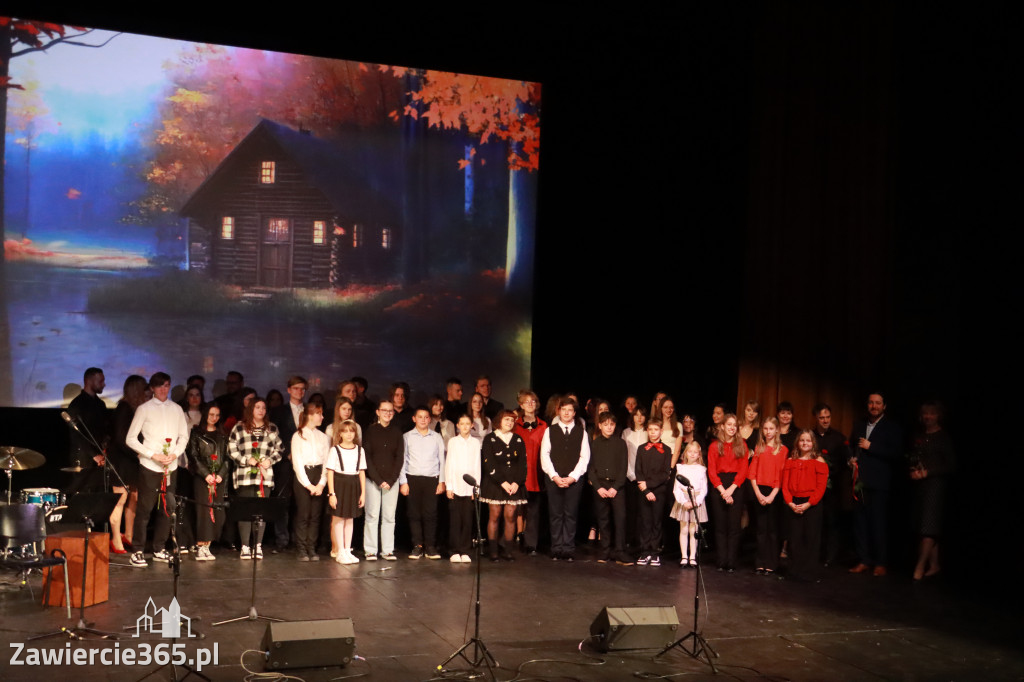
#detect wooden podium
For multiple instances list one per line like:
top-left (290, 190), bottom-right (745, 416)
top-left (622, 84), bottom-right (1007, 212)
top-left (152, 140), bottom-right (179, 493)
top-left (43, 531), bottom-right (109, 607)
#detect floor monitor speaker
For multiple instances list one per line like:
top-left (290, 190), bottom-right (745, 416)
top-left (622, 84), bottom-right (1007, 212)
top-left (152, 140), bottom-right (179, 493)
top-left (261, 618), bottom-right (355, 670)
top-left (589, 605), bottom-right (679, 652)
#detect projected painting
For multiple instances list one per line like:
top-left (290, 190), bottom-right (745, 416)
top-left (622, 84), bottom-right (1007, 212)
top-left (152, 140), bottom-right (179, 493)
top-left (0, 18), bottom-right (539, 407)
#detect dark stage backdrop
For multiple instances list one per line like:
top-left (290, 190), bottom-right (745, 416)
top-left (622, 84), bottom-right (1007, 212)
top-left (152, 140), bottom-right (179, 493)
top-left (0, 3), bottom-right (1018, 587)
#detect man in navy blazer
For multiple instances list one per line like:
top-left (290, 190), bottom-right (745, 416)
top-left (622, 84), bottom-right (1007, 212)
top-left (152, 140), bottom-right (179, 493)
top-left (848, 392), bottom-right (902, 576)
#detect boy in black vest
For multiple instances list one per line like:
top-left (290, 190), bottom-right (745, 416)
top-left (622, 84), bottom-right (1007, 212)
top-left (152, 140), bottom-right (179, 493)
top-left (588, 411), bottom-right (632, 565)
top-left (540, 397), bottom-right (591, 561)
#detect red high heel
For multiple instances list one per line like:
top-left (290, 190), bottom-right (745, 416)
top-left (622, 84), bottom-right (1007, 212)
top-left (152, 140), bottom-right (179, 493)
top-left (121, 535), bottom-right (133, 550)
top-left (110, 539), bottom-right (128, 555)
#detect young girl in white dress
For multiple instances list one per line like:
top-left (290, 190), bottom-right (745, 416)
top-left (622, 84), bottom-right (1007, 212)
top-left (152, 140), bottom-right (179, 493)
top-left (670, 441), bottom-right (708, 567)
top-left (327, 420), bottom-right (366, 565)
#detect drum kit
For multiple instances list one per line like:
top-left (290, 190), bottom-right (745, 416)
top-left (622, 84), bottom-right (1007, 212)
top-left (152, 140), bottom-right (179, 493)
top-left (1, 445), bottom-right (76, 555)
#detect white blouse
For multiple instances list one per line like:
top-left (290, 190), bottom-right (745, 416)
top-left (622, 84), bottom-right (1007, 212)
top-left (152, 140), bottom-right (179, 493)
top-left (326, 445), bottom-right (366, 475)
top-left (291, 427), bottom-right (330, 487)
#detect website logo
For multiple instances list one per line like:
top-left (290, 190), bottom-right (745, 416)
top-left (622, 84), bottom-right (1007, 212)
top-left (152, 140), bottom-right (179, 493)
top-left (133, 597), bottom-right (196, 639)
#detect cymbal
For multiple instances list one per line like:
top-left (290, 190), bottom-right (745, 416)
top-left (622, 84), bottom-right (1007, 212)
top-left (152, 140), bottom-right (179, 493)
top-left (0, 446), bottom-right (46, 471)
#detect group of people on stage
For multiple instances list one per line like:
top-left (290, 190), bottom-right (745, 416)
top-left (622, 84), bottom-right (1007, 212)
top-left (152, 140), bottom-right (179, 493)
top-left (63, 368), bottom-right (955, 582)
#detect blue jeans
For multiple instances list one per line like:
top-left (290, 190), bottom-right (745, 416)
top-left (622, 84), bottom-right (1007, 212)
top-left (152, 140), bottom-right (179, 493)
top-left (363, 480), bottom-right (399, 556)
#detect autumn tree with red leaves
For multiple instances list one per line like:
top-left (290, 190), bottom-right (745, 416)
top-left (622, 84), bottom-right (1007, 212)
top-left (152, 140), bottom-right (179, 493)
top-left (384, 66), bottom-right (541, 296)
top-left (0, 17), bottom-right (119, 261)
top-left (136, 46), bottom-right (404, 224)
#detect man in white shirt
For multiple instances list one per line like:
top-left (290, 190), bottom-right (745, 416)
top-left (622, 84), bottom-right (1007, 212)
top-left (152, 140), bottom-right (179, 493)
top-left (126, 372), bottom-right (189, 567)
top-left (540, 397), bottom-right (590, 561)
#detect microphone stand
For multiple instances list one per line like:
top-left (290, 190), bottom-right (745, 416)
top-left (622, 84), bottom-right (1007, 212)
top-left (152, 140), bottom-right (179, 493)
top-left (655, 475), bottom-right (719, 673)
top-left (438, 476), bottom-right (497, 680)
top-left (132, 490), bottom-right (211, 682)
top-left (63, 411), bottom-right (128, 493)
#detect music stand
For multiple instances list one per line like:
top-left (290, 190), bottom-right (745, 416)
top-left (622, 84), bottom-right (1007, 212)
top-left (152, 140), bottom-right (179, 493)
top-left (29, 491), bottom-right (123, 641)
top-left (213, 495), bottom-right (287, 627)
top-left (654, 482), bottom-right (719, 672)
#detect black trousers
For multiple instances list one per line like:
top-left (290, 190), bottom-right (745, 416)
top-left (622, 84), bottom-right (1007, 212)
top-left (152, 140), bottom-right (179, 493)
top-left (133, 467), bottom-right (176, 553)
top-left (856, 485), bottom-right (888, 565)
top-left (173, 467), bottom-right (195, 548)
top-left (853, 487), bottom-right (889, 566)
top-left (271, 459), bottom-right (293, 548)
top-left (448, 495), bottom-right (475, 556)
top-left (545, 477), bottom-right (583, 555)
top-left (753, 484), bottom-right (781, 570)
top-left (593, 485), bottom-right (627, 557)
top-left (237, 486), bottom-right (268, 547)
top-left (406, 475), bottom-right (440, 551)
top-left (710, 474), bottom-right (745, 569)
top-left (638, 485), bottom-right (669, 555)
top-left (789, 498), bottom-right (823, 580)
top-left (293, 473), bottom-right (326, 556)
top-left (523, 489), bottom-right (546, 551)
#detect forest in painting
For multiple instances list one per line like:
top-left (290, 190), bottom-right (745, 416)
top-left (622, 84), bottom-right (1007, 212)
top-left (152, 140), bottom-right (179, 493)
top-left (0, 19), bottom-right (539, 407)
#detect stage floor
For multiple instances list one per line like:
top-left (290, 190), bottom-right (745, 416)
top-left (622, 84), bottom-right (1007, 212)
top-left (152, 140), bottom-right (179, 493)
top-left (1, 543), bottom-right (1021, 681)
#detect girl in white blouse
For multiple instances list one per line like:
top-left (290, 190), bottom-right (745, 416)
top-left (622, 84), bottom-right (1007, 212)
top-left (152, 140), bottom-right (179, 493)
top-left (291, 404), bottom-right (330, 561)
top-left (327, 420), bottom-right (366, 565)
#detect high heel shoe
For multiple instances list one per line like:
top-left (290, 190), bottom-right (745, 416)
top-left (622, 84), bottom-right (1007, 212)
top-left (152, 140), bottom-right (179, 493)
top-left (121, 535), bottom-right (133, 551)
top-left (110, 539), bottom-right (128, 555)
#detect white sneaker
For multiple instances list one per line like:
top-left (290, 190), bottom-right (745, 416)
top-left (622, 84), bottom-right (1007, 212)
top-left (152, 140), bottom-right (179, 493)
top-left (130, 552), bottom-right (148, 568)
top-left (450, 554), bottom-right (462, 563)
top-left (382, 553), bottom-right (397, 561)
top-left (365, 553), bottom-right (378, 561)
top-left (461, 554), bottom-right (472, 563)
top-left (348, 551), bottom-right (360, 564)
top-left (153, 549), bottom-right (172, 561)
top-left (255, 544), bottom-right (264, 560)
top-left (240, 545), bottom-right (252, 559)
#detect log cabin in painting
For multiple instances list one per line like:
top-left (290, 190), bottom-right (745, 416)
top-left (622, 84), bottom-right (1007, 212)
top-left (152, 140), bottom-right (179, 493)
top-left (181, 119), bottom-right (400, 288)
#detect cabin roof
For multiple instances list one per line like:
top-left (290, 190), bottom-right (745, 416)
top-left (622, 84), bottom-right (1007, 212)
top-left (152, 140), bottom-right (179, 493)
top-left (180, 119), bottom-right (398, 223)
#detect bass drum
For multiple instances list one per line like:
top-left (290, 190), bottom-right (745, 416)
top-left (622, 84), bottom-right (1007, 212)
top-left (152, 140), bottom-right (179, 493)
top-left (44, 505), bottom-right (69, 535)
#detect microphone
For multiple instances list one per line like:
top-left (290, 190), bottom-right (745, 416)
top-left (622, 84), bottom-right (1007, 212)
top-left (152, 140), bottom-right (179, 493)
top-left (462, 473), bottom-right (478, 487)
top-left (61, 410), bottom-right (82, 432)
top-left (675, 473), bottom-right (692, 487)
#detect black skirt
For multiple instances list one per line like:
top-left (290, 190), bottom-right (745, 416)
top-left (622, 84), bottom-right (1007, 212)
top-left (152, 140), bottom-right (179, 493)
top-left (331, 472), bottom-right (363, 519)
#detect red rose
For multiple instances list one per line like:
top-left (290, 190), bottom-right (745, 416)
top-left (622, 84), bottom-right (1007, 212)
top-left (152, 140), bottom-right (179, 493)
top-left (211, 454), bottom-right (218, 461)
top-left (165, 438), bottom-right (172, 443)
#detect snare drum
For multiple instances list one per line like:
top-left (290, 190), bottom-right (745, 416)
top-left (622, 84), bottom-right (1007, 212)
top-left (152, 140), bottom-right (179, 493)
top-left (20, 487), bottom-right (63, 508)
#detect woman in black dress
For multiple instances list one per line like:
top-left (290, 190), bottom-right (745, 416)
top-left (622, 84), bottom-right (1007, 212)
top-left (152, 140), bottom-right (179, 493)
top-left (107, 374), bottom-right (149, 554)
top-left (480, 410), bottom-right (527, 561)
top-left (909, 401), bottom-right (955, 580)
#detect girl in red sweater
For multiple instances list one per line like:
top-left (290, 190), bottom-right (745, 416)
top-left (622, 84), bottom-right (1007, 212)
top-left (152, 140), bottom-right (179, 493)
top-left (707, 414), bottom-right (748, 572)
top-left (749, 417), bottom-right (787, 575)
top-left (782, 430), bottom-right (829, 581)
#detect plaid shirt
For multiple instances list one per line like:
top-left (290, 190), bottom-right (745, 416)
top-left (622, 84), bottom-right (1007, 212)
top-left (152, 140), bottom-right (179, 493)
top-left (228, 423), bottom-right (283, 490)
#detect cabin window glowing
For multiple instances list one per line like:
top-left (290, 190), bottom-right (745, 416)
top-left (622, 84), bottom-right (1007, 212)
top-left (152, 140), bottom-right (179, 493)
top-left (352, 224), bottom-right (362, 248)
top-left (313, 220), bottom-right (326, 245)
top-left (221, 216), bottom-right (234, 240)
top-left (260, 161), bottom-right (276, 184)
top-left (381, 228), bottom-right (392, 250)
top-left (266, 218), bottom-right (290, 242)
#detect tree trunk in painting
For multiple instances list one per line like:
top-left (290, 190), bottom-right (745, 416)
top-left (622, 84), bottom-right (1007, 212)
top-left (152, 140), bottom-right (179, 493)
top-left (0, 27), bottom-right (11, 263)
top-left (504, 147), bottom-right (538, 303)
top-left (400, 72), bottom-right (427, 286)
